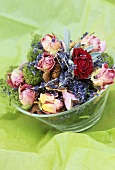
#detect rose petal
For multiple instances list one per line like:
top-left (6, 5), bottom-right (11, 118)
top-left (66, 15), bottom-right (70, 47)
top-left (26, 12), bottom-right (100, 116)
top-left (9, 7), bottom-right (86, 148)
top-left (39, 93), bottom-right (54, 103)
top-left (20, 84), bottom-right (33, 92)
top-left (42, 102), bottom-right (56, 114)
top-left (62, 91), bottom-right (78, 110)
top-left (100, 41), bottom-right (106, 53)
top-left (53, 99), bottom-right (63, 110)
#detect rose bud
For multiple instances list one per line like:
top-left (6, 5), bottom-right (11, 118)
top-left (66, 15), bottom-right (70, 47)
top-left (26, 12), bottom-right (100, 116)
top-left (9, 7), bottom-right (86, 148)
top-left (72, 48), bottom-right (93, 79)
top-left (81, 34), bottom-right (106, 53)
top-left (91, 63), bottom-right (115, 88)
top-left (41, 34), bottom-right (61, 54)
top-left (35, 52), bottom-right (55, 72)
top-left (19, 84), bottom-right (36, 109)
top-left (7, 68), bottom-right (24, 88)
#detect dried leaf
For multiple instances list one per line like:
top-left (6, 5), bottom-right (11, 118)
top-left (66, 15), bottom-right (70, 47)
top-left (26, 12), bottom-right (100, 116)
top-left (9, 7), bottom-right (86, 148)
top-left (51, 61), bottom-right (61, 79)
top-left (31, 104), bottom-right (41, 114)
top-left (64, 28), bottom-right (71, 53)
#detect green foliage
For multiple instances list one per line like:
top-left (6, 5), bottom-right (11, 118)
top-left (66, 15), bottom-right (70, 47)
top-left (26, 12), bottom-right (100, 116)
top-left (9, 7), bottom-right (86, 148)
top-left (101, 53), bottom-right (114, 67)
top-left (0, 78), bottom-right (22, 107)
top-left (26, 33), bottom-right (42, 62)
top-left (0, 66), bottom-right (22, 107)
top-left (9, 89), bottom-right (22, 107)
top-left (31, 33), bottom-right (42, 47)
top-left (27, 48), bottom-right (42, 62)
top-left (6, 65), bottom-right (18, 73)
top-left (22, 65), bottom-right (42, 86)
top-left (0, 78), bottom-right (9, 97)
top-left (4, 65), bottom-right (18, 78)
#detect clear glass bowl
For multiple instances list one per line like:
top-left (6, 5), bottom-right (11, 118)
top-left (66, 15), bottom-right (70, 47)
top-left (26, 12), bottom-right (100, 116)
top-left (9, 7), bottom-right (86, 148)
top-left (15, 86), bottom-right (110, 132)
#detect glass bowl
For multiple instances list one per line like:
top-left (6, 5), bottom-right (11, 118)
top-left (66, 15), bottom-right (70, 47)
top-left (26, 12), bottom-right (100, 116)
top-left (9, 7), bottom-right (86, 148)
top-left (15, 86), bottom-right (110, 132)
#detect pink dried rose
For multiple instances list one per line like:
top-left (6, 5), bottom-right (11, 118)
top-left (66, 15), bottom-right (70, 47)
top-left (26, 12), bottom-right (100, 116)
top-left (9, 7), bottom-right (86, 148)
top-left (7, 68), bottom-right (24, 88)
top-left (35, 52), bottom-right (55, 72)
top-left (19, 84), bottom-right (36, 109)
top-left (81, 34), bottom-right (106, 53)
top-left (91, 63), bottom-right (115, 88)
top-left (62, 91), bottom-right (78, 110)
top-left (41, 34), bottom-right (61, 54)
top-left (39, 93), bottom-right (63, 114)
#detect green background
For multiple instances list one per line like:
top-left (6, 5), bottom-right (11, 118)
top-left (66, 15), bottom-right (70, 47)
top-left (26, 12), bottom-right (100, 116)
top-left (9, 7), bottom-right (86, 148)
top-left (0, 0), bottom-right (115, 169)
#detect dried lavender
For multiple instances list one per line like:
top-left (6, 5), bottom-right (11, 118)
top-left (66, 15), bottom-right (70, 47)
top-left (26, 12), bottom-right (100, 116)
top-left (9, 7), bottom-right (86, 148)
top-left (68, 79), bottom-right (97, 105)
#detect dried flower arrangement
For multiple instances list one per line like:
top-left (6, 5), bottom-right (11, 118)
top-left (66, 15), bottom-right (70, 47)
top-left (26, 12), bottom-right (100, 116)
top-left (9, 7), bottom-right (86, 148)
top-left (0, 29), bottom-right (115, 115)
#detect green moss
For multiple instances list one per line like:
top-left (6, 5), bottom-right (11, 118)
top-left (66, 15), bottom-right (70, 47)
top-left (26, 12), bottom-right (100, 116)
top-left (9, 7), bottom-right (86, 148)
top-left (31, 33), bottom-right (42, 47)
top-left (101, 53), bottom-right (114, 68)
top-left (22, 65), bottom-right (42, 86)
top-left (0, 66), bottom-right (23, 107)
top-left (4, 65), bottom-right (18, 78)
top-left (0, 78), bottom-right (22, 107)
top-left (9, 89), bottom-right (22, 107)
top-left (27, 48), bottom-right (42, 62)
top-left (6, 65), bottom-right (18, 72)
top-left (26, 33), bottom-right (43, 62)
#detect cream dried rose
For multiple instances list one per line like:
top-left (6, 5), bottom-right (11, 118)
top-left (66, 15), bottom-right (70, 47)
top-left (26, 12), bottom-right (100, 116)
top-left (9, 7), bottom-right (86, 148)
top-left (41, 34), bottom-right (61, 54)
top-left (39, 93), bottom-right (63, 114)
top-left (81, 34), bottom-right (106, 53)
top-left (91, 63), bottom-right (115, 88)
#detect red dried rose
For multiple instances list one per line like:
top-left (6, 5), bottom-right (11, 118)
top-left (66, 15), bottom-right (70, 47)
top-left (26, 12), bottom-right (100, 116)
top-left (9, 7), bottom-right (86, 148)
top-left (72, 48), bottom-right (93, 79)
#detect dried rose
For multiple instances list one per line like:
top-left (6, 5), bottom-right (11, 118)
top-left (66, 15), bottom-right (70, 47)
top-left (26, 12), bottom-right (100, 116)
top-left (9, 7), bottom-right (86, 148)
top-left (19, 84), bottom-right (35, 109)
top-left (39, 93), bottom-right (63, 114)
top-left (72, 48), bottom-right (93, 79)
top-left (7, 68), bottom-right (24, 88)
top-left (81, 34), bottom-right (106, 53)
top-left (35, 52), bottom-right (55, 72)
top-left (39, 93), bottom-right (54, 103)
top-left (91, 63), bottom-right (115, 88)
top-left (42, 101), bottom-right (57, 114)
top-left (41, 34), bottom-right (61, 54)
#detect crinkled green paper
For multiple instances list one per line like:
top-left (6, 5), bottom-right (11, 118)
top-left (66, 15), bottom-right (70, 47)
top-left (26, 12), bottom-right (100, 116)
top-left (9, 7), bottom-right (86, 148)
top-left (0, 0), bottom-right (115, 169)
